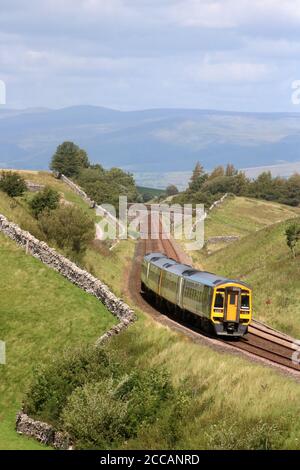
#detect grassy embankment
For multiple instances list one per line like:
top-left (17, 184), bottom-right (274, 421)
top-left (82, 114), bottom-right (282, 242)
top-left (183, 195), bottom-right (300, 336)
top-left (2, 173), bottom-right (300, 449)
top-left (0, 233), bottom-right (117, 450)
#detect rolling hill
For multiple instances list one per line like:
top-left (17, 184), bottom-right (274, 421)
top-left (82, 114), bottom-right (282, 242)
top-left (1, 106), bottom-right (300, 188)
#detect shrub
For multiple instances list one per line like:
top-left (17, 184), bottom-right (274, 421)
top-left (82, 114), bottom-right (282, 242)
top-left (62, 367), bottom-right (182, 449)
top-left (29, 186), bottom-right (60, 218)
top-left (38, 205), bottom-right (95, 260)
top-left (285, 222), bottom-right (300, 257)
top-left (24, 344), bottom-right (187, 450)
top-left (62, 380), bottom-right (129, 449)
top-left (0, 171), bottom-right (27, 197)
top-left (166, 185), bottom-right (179, 197)
top-left (24, 346), bottom-right (116, 424)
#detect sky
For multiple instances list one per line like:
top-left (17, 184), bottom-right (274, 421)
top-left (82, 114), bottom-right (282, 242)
top-left (1, 0), bottom-right (300, 112)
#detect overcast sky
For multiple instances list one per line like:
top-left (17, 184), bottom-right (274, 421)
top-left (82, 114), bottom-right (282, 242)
top-left (1, 0), bottom-right (300, 112)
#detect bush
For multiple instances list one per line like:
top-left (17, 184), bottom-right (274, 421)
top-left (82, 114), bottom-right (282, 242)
top-left (0, 171), bottom-right (27, 197)
top-left (166, 185), bottom-right (179, 197)
top-left (29, 186), bottom-right (60, 218)
top-left (24, 346), bottom-right (116, 424)
top-left (38, 205), bottom-right (95, 260)
top-left (24, 345), bottom-right (188, 450)
top-left (62, 367), bottom-right (183, 449)
top-left (62, 380), bottom-right (129, 449)
top-left (285, 222), bottom-right (300, 257)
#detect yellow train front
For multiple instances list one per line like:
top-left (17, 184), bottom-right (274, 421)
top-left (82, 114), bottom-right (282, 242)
top-left (141, 252), bottom-right (252, 337)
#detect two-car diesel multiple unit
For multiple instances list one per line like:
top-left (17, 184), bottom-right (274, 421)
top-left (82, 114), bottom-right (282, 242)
top-left (141, 252), bottom-right (252, 337)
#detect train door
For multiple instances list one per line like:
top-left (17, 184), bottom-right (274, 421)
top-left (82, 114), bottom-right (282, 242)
top-left (225, 289), bottom-right (239, 322)
top-left (177, 277), bottom-right (184, 308)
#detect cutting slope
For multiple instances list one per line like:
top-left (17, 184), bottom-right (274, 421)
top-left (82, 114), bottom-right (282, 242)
top-left (205, 195), bottom-right (300, 239)
top-left (200, 217), bottom-right (300, 337)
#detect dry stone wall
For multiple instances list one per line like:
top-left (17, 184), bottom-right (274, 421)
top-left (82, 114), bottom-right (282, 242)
top-left (0, 213), bottom-right (135, 326)
top-left (59, 174), bottom-right (96, 208)
top-left (16, 412), bottom-right (71, 449)
top-left (0, 212), bottom-right (136, 447)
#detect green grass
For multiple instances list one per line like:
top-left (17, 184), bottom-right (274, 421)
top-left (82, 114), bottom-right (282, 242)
top-left (20, 171), bottom-right (97, 221)
top-left (0, 233), bottom-right (117, 449)
top-left (205, 195), bottom-right (299, 238)
top-left (137, 186), bottom-right (165, 198)
top-left (0, 171), bottom-right (97, 240)
top-left (181, 195), bottom-right (300, 335)
top-left (176, 195), bottom-right (300, 257)
top-left (196, 217), bottom-right (300, 337)
top-left (84, 239), bottom-right (135, 298)
top-left (101, 309), bottom-right (300, 449)
top-left (75, 227), bottom-right (300, 449)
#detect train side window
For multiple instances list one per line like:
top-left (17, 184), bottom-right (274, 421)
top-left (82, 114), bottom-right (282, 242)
top-left (241, 294), bottom-right (249, 308)
top-left (214, 293), bottom-right (224, 308)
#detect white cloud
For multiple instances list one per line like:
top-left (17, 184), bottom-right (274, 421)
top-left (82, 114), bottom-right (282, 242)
top-left (170, 0), bottom-right (300, 29)
top-left (189, 57), bottom-right (273, 82)
top-left (0, 0), bottom-right (299, 110)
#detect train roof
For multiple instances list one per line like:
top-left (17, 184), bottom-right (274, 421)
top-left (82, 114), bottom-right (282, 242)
top-left (143, 253), bottom-right (178, 269)
top-left (144, 252), bottom-right (166, 262)
top-left (144, 252), bottom-right (250, 289)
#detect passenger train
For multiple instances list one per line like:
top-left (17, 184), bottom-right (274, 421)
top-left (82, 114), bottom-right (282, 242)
top-left (141, 252), bottom-right (252, 337)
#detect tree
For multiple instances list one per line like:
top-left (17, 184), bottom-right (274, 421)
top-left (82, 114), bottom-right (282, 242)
top-left (77, 149), bottom-right (90, 169)
top-left (77, 166), bottom-right (139, 207)
top-left (0, 171), bottom-right (27, 197)
top-left (249, 171), bottom-right (277, 201)
top-left (50, 142), bottom-right (90, 177)
top-left (38, 205), bottom-right (95, 260)
top-left (225, 164), bottom-right (238, 177)
top-left (208, 166), bottom-right (224, 180)
top-left (285, 222), bottom-right (300, 258)
top-left (188, 162), bottom-right (207, 192)
top-left (166, 185), bottom-right (179, 196)
top-left (29, 186), bottom-right (60, 218)
top-left (285, 173), bottom-right (300, 206)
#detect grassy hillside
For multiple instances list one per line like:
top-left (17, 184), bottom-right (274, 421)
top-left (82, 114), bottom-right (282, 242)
top-left (204, 195), bottom-right (299, 251)
top-left (0, 171), bottom-right (97, 239)
top-left (198, 217), bottom-right (300, 337)
top-left (181, 195), bottom-right (300, 336)
top-left (105, 313), bottom-right (300, 449)
top-left (137, 186), bottom-right (165, 199)
top-left (0, 233), bottom-right (116, 450)
top-left (177, 195), bottom-right (300, 256)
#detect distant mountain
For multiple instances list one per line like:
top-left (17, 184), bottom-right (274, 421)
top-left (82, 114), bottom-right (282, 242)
top-left (1, 105), bottom-right (300, 186)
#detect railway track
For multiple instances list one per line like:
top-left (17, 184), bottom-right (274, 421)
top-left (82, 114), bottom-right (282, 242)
top-left (130, 210), bottom-right (300, 376)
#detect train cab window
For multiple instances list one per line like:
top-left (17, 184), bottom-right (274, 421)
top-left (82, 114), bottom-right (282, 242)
top-left (214, 293), bottom-right (224, 309)
top-left (241, 294), bottom-right (250, 309)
